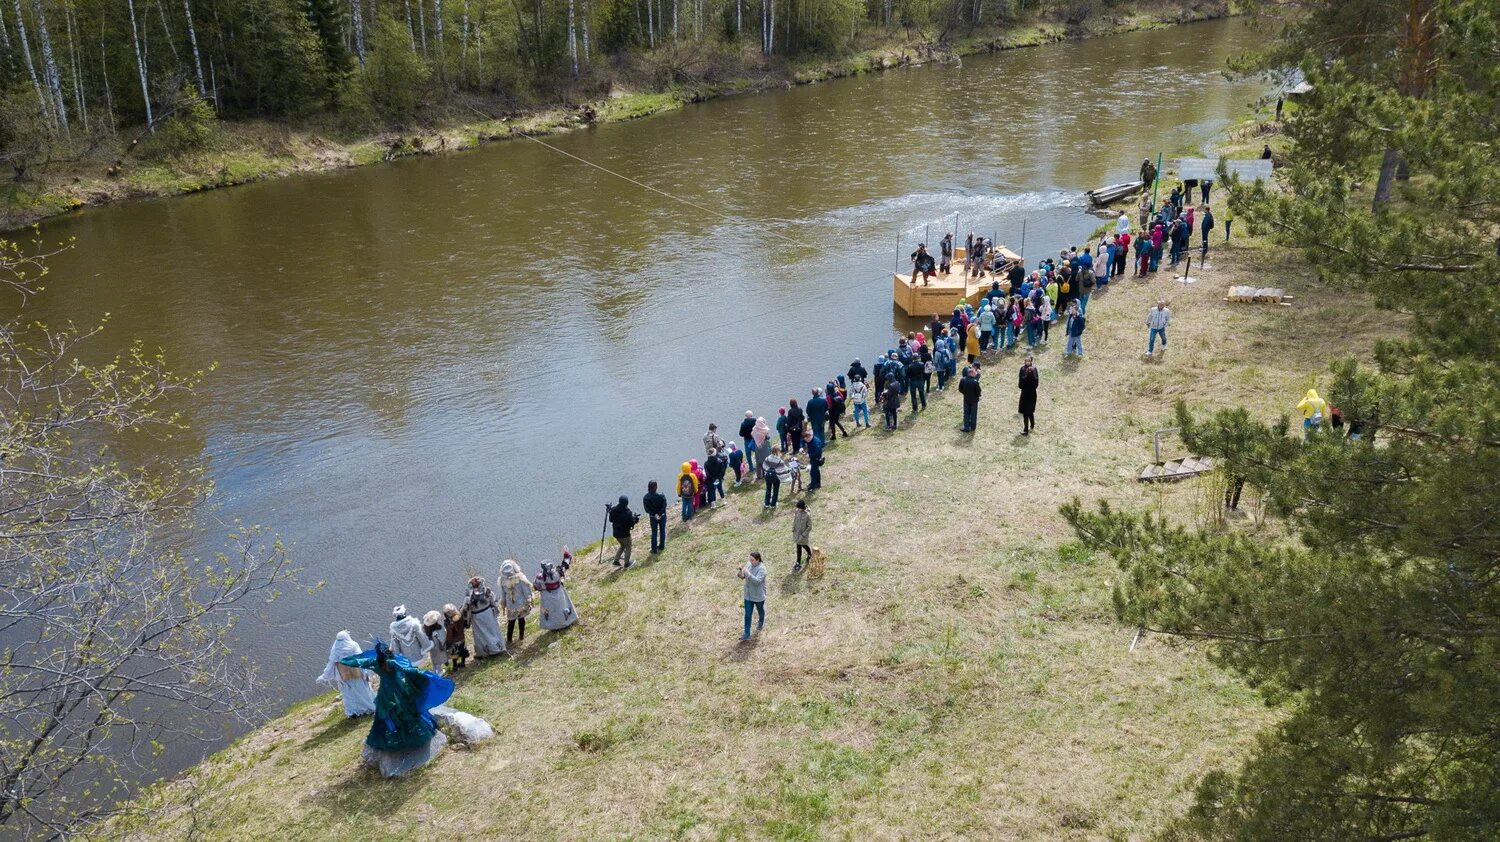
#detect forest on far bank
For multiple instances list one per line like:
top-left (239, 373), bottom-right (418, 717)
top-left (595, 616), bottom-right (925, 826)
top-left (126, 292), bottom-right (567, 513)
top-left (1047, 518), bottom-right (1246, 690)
top-left (0, 0), bottom-right (1205, 181)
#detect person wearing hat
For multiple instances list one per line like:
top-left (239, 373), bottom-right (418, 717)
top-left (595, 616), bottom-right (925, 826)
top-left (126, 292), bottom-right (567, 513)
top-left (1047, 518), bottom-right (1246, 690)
top-left (442, 604), bottom-right (469, 671)
top-left (608, 494), bottom-right (640, 567)
top-left (465, 576), bottom-right (506, 658)
top-left (420, 610), bottom-right (448, 674)
top-left (388, 605), bottom-right (430, 665)
top-left (498, 560), bottom-right (534, 644)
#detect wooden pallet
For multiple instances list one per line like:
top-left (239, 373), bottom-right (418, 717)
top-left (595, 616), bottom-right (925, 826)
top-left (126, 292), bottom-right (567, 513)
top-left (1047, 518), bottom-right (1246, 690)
top-left (1226, 285), bottom-right (1293, 305)
top-left (1138, 455), bottom-right (1215, 483)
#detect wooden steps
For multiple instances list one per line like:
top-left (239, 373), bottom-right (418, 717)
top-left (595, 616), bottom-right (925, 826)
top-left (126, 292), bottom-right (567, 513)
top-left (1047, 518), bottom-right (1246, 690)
top-left (1138, 455), bottom-right (1215, 483)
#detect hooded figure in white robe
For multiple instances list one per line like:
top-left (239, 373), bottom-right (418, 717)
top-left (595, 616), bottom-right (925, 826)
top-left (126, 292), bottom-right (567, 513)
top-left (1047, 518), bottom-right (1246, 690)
top-left (465, 577), bottom-right (506, 657)
top-left (316, 630), bottom-right (376, 717)
top-left (389, 606), bottom-right (430, 665)
top-left (535, 556), bottom-right (577, 631)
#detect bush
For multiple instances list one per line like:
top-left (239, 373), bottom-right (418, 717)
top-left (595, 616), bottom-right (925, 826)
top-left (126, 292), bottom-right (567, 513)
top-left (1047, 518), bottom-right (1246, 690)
top-left (362, 15), bottom-right (431, 121)
top-left (145, 88), bottom-right (220, 159)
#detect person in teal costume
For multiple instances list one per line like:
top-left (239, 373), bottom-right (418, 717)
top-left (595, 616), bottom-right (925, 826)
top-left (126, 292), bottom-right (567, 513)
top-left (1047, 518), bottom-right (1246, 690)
top-left (340, 640), bottom-right (455, 752)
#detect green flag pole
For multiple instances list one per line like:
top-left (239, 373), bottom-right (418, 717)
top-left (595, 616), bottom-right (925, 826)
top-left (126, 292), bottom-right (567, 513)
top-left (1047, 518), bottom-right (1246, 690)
top-left (1150, 151), bottom-right (1163, 212)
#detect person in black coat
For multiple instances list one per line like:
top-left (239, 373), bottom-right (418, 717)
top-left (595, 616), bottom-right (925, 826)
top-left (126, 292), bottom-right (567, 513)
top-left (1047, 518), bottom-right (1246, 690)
top-left (785, 399), bottom-right (805, 454)
top-left (958, 366), bottom-right (982, 432)
top-left (705, 449), bottom-right (729, 507)
top-left (848, 358), bottom-right (868, 384)
top-left (904, 356), bottom-right (926, 413)
top-left (738, 411), bottom-right (758, 476)
top-left (642, 481), bottom-right (668, 553)
top-left (608, 495), bottom-right (640, 567)
top-left (1018, 355), bottom-right (1040, 435)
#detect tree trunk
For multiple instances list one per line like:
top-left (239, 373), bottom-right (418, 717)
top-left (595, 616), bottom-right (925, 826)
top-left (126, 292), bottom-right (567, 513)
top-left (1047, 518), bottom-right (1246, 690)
top-left (13, 0), bottom-right (50, 126)
top-left (183, 0), bottom-right (206, 92)
top-left (64, 3), bottom-right (85, 133)
top-left (581, 0), bottom-right (589, 64)
top-left (126, 0), bottom-right (153, 130)
top-left (416, 0), bottom-right (427, 54)
top-left (567, 0), bottom-right (576, 75)
top-left (350, 0), bottom-right (366, 63)
top-left (154, 0), bottom-right (180, 64)
top-left (1372, 147), bottom-right (1400, 209)
top-left (646, 0), bottom-right (653, 48)
top-left (99, 24), bottom-right (115, 133)
top-left (0, 1), bottom-right (13, 54)
top-left (735, 0), bottom-right (740, 34)
top-left (403, 0), bottom-right (415, 50)
top-left (459, 0), bottom-right (468, 63)
top-left (671, 0), bottom-right (676, 40)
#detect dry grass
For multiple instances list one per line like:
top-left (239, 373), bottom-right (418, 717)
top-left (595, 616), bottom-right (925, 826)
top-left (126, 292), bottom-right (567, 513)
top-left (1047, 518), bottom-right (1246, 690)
top-left (117, 234), bottom-right (1396, 841)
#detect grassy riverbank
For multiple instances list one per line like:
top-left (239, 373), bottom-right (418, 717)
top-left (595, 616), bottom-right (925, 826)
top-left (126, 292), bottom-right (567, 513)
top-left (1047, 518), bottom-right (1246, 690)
top-left (112, 218), bottom-right (1397, 837)
top-left (2, 0), bottom-right (1231, 231)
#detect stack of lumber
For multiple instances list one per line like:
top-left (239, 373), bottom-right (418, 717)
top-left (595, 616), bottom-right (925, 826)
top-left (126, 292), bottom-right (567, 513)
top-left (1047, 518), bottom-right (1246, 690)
top-left (1226, 286), bottom-right (1291, 304)
top-left (1138, 456), bottom-right (1215, 483)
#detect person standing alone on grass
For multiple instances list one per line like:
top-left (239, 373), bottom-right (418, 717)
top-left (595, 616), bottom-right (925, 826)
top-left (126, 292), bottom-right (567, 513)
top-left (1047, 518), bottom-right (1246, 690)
top-left (1018, 355), bottom-right (1039, 436)
top-left (609, 495), bottom-right (640, 568)
top-left (958, 365), bottom-right (982, 432)
top-left (643, 481), bottom-right (668, 553)
top-left (1146, 299), bottom-right (1171, 356)
top-left (739, 552), bottom-right (768, 640)
top-left (792, 501), bottom-right (813, 572)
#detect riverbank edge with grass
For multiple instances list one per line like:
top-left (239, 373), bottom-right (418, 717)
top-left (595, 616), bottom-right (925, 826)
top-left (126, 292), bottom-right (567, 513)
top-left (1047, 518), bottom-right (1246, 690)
top-left (3, 0), bottom-right (1233, 231)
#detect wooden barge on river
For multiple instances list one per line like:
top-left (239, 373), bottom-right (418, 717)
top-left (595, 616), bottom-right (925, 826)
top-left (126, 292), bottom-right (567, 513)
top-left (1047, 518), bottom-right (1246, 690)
top-left (893, 244), bottom-right (1023, 317)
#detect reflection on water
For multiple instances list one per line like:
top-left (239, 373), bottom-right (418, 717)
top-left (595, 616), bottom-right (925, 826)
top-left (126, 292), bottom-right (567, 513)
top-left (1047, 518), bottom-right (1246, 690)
top-left (12, 17), bottom-right (1264, 786)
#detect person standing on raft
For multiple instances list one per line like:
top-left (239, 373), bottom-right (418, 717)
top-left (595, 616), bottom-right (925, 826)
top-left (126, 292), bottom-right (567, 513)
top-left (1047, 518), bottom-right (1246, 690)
top-left (910, 244), bottom-right (937, 285)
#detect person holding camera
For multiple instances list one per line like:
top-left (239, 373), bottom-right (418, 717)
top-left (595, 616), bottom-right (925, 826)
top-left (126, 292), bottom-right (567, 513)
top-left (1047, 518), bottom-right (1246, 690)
top-left (738, 552), bottom-right (768, 641)
top-left (608, 495), bottom-right (640, 568)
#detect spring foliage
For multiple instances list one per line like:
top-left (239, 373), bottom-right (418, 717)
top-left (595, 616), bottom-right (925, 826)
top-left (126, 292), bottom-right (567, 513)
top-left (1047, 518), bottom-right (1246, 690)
top-left (1064, 0), bottom-right (1500, 838)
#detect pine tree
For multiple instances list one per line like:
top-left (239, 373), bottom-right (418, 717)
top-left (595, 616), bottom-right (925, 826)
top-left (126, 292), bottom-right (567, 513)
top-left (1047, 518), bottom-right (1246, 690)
top-left (1064, 1), bottom-right (1500, 838)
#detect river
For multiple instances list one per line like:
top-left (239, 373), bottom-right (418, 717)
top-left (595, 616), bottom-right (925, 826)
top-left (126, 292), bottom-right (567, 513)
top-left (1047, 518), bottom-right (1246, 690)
top-left (16, 16), bottom-right (1265, 794)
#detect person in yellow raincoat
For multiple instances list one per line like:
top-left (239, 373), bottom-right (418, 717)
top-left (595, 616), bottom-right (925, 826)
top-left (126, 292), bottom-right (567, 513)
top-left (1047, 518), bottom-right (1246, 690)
top-left (1297, 389), bottom-right (1328, 439)
top-left (676, 462), bottom-right (700, 521)
top-left (965, 321), bottom-right (981, 363)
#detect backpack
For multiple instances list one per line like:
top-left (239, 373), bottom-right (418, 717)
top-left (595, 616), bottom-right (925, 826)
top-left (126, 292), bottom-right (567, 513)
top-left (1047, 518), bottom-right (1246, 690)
top-left (679, 476), bottom-right (693, 496)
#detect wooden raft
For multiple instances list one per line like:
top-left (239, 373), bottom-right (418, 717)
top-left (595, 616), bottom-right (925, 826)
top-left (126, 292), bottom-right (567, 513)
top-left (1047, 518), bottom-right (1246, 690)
top-left (893, 246), bottom-right (1023, 317)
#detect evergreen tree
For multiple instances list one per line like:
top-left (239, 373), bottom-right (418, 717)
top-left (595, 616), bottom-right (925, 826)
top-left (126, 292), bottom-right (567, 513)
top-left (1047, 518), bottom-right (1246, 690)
top-left (1064, 1), bottom-right (1500, 838)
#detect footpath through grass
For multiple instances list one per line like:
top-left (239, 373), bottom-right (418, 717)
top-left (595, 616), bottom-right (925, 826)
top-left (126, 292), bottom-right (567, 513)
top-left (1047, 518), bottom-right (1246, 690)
top-left (120, 234), bottom-right (1395, 840)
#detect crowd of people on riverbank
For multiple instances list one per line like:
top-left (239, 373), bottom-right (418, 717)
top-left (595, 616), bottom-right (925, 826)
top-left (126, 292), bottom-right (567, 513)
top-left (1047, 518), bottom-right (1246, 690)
top-left (318, 179), bottom-right (1215, 713)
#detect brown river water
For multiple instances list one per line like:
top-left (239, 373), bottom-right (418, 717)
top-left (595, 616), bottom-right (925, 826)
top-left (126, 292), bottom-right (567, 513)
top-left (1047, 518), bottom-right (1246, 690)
top-left (14, 17), bottom-right (1265, 790)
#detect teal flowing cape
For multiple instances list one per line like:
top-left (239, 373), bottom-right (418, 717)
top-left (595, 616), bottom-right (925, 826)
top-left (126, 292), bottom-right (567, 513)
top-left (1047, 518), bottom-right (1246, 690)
top-left (339, 649), bottom-right (455, 751)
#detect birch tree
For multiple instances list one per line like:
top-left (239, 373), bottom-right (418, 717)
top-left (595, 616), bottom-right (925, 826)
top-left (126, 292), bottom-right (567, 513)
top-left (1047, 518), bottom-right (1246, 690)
top-left (0, 241), bottom-right (296, 838)
top-left (350, 0), bottom-right (366, 63)
top-left (183, 0), bottom-right (206, 93)
top-left (31, 0), bottom-right (68, 135)
top-left (126, 0), bottom-right (152, 129)
top-left (12, 0), bottom-right (50, 125)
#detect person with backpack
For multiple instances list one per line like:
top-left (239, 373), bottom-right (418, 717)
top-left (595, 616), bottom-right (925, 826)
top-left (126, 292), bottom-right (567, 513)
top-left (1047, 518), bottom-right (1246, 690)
top-left (826, 380), bottom-right (849, 440)
top-left (881, 379), bottom-right (902, 430)
top-left (704, 449), bottom-right (729, 508)
top-left (1063, 301), bottom-right (1087, 359)
top-left (676, 463), bottom-right (699, 521)
top-left (933, 341), bottom-right (954, 391)
top-left (1077, 266), bottom-right (1095, 314)
top-left (643, 480), bottom-right (668, 553)
top-left (849, 376), bottom-right (870, 428)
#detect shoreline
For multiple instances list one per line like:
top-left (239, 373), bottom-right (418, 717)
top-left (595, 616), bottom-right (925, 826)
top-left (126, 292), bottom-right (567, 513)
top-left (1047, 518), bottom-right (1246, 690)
top-left (5, 2), bottom-right (1233, 232)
